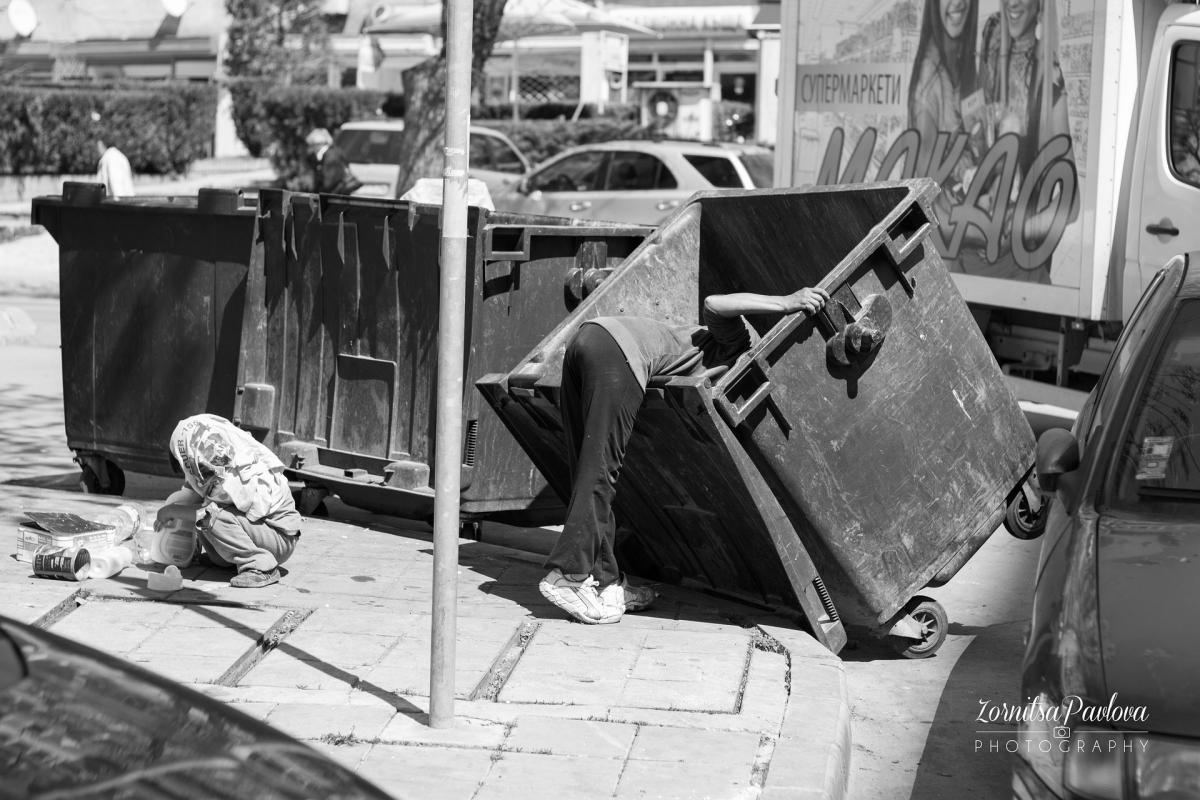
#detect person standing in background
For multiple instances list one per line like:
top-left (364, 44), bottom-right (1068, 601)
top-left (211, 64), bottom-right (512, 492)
top-left (305, 128), bottom-right (363, 195)
top-left (95, 133), bottom-right (135, 199)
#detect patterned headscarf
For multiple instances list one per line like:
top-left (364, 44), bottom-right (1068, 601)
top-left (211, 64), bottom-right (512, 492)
top-left (169, 414), bottom-right (290, 522)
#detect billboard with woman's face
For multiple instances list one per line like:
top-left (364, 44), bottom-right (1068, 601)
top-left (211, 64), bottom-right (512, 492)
top-left (783, 0), bottom-right (1089, 306)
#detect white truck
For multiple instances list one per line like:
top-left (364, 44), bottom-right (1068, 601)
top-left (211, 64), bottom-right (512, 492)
top-left (774, 0), bottom-right (1200, 429)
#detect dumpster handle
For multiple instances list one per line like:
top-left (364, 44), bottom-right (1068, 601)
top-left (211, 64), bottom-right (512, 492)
top-left (713, 356), bottom-right (791, 434)
top-left (878, 204), bottom-right (931, 297)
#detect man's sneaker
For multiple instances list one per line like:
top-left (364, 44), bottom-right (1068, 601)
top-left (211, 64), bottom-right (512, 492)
top-left (618, 577), bottom-right (658, 612)
top-left (229, 567), bottom-right (280, 588)
top-left (539, 570), bottom-right (618, 624)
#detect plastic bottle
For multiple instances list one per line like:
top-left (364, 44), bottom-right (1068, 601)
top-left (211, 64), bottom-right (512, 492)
top-left (93, 504), bottom-right (142, 543)
top-left (84, 543), bottom-right (135, 579)
top-left (150, 515), bottom-right (197, 568)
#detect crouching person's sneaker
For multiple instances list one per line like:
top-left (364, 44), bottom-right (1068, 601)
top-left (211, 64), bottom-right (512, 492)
top-left (539, 570), bottom-right (618, 624)
top-left (230, 567), bottom-right (280, 588)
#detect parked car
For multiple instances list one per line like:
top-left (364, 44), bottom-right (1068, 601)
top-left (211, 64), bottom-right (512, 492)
top-left (0, 613), bottom-right (394, 799)
top-left (1012, 255), bottom-right (1200, 799)
top-left (491, 139), bottom-right (775, 225)
top-left (334, 119), bottom-right (531, 200)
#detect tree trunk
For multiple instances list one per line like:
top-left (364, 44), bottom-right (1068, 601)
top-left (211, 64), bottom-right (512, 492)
top-left (393, 0), bottom-right (508, 198)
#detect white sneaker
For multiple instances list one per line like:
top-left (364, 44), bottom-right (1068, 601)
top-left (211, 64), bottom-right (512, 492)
top-left (603, 577), bottom-right (658, 614)
top-left (539, 570), bottom-right (617, 624)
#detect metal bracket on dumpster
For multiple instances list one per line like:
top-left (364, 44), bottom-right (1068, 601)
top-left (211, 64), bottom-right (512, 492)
top-left (713, 356), bottom-right (791, 434)
top-left (822, 293), bottom-right (893, 368)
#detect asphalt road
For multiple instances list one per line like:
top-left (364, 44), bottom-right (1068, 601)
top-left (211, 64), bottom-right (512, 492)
top-left (844, 525), bottom-right (1041, 799)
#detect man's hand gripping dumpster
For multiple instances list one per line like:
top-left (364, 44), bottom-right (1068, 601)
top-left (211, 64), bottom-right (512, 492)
top-left (539, 286), bottom-right (831, 624)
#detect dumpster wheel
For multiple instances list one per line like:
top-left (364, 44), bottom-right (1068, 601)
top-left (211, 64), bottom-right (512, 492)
top-left (1003, 487), bottom-right (1047, 541)
top-left (77, 457), bottom-right (125, 496)
top-left (888, 596), bottom-right (947, 659)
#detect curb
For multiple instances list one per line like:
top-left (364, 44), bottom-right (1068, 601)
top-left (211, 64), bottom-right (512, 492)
top-left (758, 624), bottom-right (852, 800)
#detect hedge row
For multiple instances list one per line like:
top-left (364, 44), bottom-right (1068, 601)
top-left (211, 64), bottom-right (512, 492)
top-left (0, 83), bottom-right (216, 175)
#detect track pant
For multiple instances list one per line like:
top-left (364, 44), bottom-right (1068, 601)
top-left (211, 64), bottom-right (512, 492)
top-left (545, 324), bottom-right (644, 587)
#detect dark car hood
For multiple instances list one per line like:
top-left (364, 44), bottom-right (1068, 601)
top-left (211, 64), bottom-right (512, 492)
top-left (1097, 513), bottom-right (1200, 737)
top-left (0, 617), bottom-right (393, 799)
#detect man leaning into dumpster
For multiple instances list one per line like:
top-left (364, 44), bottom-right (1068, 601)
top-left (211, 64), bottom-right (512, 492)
top-left (540, 285), bottom-right (831, 624)
top-left (157, 414), bottom-right (302, 588)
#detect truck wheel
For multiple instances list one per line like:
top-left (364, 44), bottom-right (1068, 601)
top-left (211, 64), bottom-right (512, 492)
top-left (79, 460), bottom-right (125, 496)
top-left (1004, 491), bottom-right (1047, 540)
top-left (889, 596), bottom-right (947, 659)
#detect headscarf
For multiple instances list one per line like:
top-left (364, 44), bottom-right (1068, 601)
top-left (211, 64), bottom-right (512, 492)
top-left (169, 414), bottom-right (290, 522)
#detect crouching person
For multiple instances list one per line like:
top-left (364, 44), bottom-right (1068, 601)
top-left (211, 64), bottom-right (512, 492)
top-left (159, 414), bottom-right (302, 588)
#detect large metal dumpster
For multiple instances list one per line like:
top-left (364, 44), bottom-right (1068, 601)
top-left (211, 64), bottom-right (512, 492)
top-left (478, 179), bottom-right (1035, 656)
top-left (234, 189), bottom-right (651, 525)
top-left (31, 184), bottom-right (257, 493)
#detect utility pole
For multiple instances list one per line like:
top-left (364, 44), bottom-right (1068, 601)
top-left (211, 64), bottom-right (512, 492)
top-left (428, 0), bottom-right (473, 729)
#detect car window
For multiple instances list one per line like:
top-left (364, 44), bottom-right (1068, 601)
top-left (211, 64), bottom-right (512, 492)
top-left (1080, 267), bottom-right (1175, 448)
top-left (739, 153), bottom-right (775, 188)
top-left (485, 136), bottom-right (527, 174)
top-left (529, 151), bottom-right (606, 192)
top-left (684, 154), bottom-right (743, 188)
top-left (604, 152), bottom-right (676, 190)
top-left (1108, 300), bottom-right (1200, 512)
top-left (335, 129), bottom-right (403, 164)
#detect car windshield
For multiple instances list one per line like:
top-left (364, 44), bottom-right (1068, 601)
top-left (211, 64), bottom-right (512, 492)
top-left (1110, 300), bottom-right (1200, 510)
top-left (739, 153), bottom-right (775, 188)
top-left (335, 129), bottom-right (403, 164)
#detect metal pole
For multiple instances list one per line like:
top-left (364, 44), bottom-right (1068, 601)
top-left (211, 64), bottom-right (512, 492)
top-left (429, 0), bottom-right (472, 729)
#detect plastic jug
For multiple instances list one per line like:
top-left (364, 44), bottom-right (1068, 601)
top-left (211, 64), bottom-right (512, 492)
top-left (151, 515), bottom-right (197, 568)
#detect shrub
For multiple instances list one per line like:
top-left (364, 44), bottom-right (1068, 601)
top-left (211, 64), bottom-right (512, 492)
top-left (0, 83), bottom-right (216, 175)
top-left (231, 83), bottom-right (383, 189)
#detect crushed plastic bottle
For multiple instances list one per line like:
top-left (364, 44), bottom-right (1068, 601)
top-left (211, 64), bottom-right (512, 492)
top-left (93, 504), bottom-right (142, 543)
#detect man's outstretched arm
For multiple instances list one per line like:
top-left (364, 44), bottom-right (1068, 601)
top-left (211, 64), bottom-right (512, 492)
top-left (704, 287), bottom-right (830, 318)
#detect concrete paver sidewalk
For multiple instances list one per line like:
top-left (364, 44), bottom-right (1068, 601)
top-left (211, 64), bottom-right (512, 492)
top-left (2, 485), bottom-right (849, 800)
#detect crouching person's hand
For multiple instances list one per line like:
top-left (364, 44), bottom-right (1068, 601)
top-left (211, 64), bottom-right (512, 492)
top-left (156, 503), bottom-right (198, 530)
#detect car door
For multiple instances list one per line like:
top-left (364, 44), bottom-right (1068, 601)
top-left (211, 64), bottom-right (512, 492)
top-left (583, 151), bottom-right (686, 224)
top-left (515, 150), bottom-right (683, 225)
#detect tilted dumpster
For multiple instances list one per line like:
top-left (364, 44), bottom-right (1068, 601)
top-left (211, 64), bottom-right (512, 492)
top-left (478, 179), bottom-right (1035, 656)
top-left (234, 189), bottom-right (651, 525)
top-left (31, 184), bottom-right (257, 493)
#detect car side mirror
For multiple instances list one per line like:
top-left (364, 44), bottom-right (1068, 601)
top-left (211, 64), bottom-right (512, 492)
top-left (1035, 428), bottom-right (1081, 492)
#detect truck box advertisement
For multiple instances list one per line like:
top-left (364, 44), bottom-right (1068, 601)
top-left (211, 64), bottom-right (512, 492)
top-left (776, 0), bottom-right (1109, 321)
